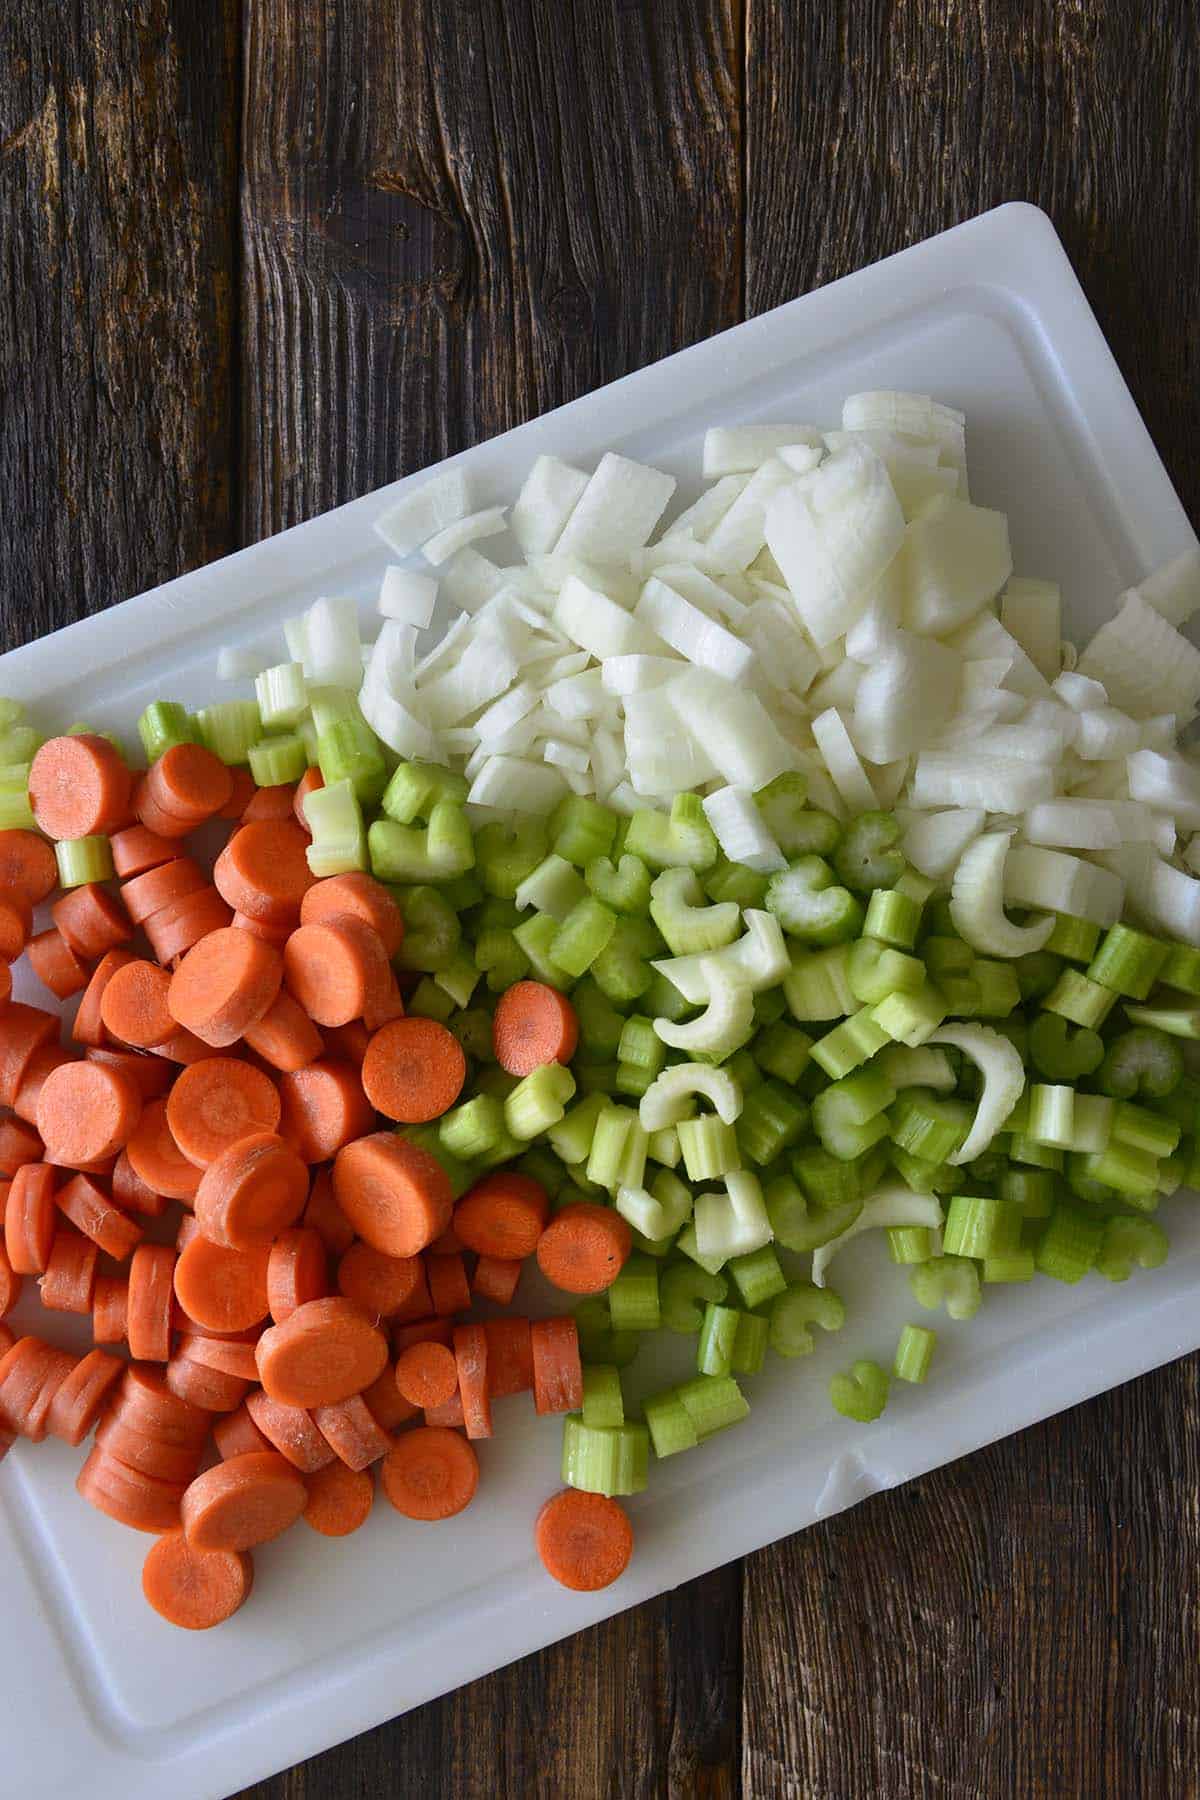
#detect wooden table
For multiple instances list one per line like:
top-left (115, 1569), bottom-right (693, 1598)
top-left (3, 3), bottom-right (1198, 1794)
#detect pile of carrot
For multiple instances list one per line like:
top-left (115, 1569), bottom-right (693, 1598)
top-left (0, 733), bottom-right (634, 1629)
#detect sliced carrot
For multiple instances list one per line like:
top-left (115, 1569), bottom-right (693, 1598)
top-left (77, 1445), bottom-right (187, 1532)
top-left (455, 1171), bottom-right (548, 1261)
top-left (294, 766), bottom-right (324, 829)
top-left (231, 908), bottom-right (293, 946)
top-left (174, 1235), bottom-right (271, 1333)
top-left (427, 1252), bottom-right (471, 1318)
top-left (394, 1341), bottom-right (458, 1411)
top-left (244, 1390), bottom-right (336, 1472)
top-left (0, 958), bottom-right (10, 1013)
top-left (133, 775), bottom-right (195, 841)
top-left (255, 1295), bottom-right (389, 1408)
top-left (312, 1394), bottom-right (391, 1470)
top-left (38, 1222), bottom-right (99, 1312)
top-left (54, 1171), bottom-right (142, 1258)
top-left (95, 1410), bottom-right (209, 1485)
top-left (278, 1057), bottom-right (373, 1163)
top-left (282, 919), bottom-right (372, 1028)
top-left (451, 1323), bottom-right (492, 1439)
top-left (121, 856), bottom-right (208, 926)
top-left (242, 987), bottom-right (323, 1071)
top-left (166, 1056), bottom-right (281, 1167)
top-left (36, 1057), bottom-right (142, 1166)
top-left (536, 1202), bottom-right (632, 1296)
top-left (242, 783), bottom-right (295, 823)
top-left (167, 927), bottom-right (283, 1049)
top-left (0, 1320), bottom-right (12, 1357)
top-left (0, 1242), bottom-right (19, 1319)
top-left (110, 823), bottom-right (177, 879)
top-left (127, 1244), bottom-right (176, 1361)
top-left (88, 1044), bottom-right (174, 1101)
top-left (379, 1425), bottom-right (479, 1520)
top-left (164, 1355), bottom-right (250, 1413)
top-left (391, 1316), bottom-right (456, 1355)
top-left (176, 1335), bottom-right (262, 1382)
top-left (328, 913), bottom-right (405, 1032)
top-left (264, 1227), bottom-right (327, 1323)
top-left (302, 1166), bottom-right (356, 1257)
top-left (301, 872), bottom-right (405, 957)
top-left (321, 1020), bottom-right (371, 1066)
top-left (145, 743), bottom-right (233, 828)
top-left (45, 1347), bottom-right (123, 1446)
top-left (535, 1488), bottom-right (633, 1591)
top-left (214, 820), bottom-right (315, 927)
top-left (483, 1316), bottom-right (534, 1398)
top-left (125, 1097), bottom-right (203, 1202)
top-left (360, 1017), bottom-right (466, 1126)
top-left (193, 1131), bottom-right (309, 1249)
top-left (0, 893), bottom-right (31, 961)
top-left (337, 1241), bottom-right (425, 1320)
top-left (24, 1345), bottom-right (79, 1441)
top-left (0, 1115), bottom-right (43, 1175)
top-left (220, 768), bottom-right (257, 820)
top-left (99, 958), bottom-right (176, 1049)
top-left (362, 1362), bottom-right (421, 1433)
top-left (142, 1531), bottom-right (253, 1630)
top-left (155, 1026), bottom-right (224, 1065)
top-left (26, 927), bottom-right (91, 999)
top-left (181, 1450), bottom-right (307, 1551)
top-left (423, 1391), bottom-right (466, 1428)
top-left (531, 1315), bottom-right (584, 1415)
top-left (493, 980), bottom-right (579, 1076)
top-left (12, 1042), bottom-right (77, 1125)
top-left (303, 1460), bottom-right (374, 1536)
top-left (144, 886), bottom-right (233, 964)
top-left (0, 828), bottom-right (58, 904)
top-left (427, 1221), bottom-right (463, 1257)
top-left (72, 949), bottom-right (133, 1046)
top-left (176, 1214), bottom-right (202, 1254)
top-left (332, 1131), bottom-right (453, 1259)
top-left (213, 1404), bottom-right (272, 1461)
top-left (115, 1363), bottom-right (211, 1446)
top-left (473, 1255), bottom-right (523, 1307)
top-left (0, 1003), bottom-right (60, 1107)
top-left (0, 1336), bottom-right (73, 1439)
top-left (92, 1274), bottom-right (129, 1344)
top-left (5, 1162), bottom-right (58, 1273)
top-left (28, 734), bottom-right (132, 839)
top-left (51, 883), bottom-right (133, 959)
top-left (111, 1147), bottom-right (169, 1217)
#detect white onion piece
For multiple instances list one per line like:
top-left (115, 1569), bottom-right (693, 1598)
top-left (511, 455), bottom-right (589, 555)
top-left (625, 689), bottom-right (717, 796)
top-left (658, 474), bottom-right (750, 545)
top-left (589, 731), bottom-right (625, 801)
top-left (702, 786), bottom-right (788, 873)
top-left (1104, 846), bottom-right (1200, 946)
top-left (634, 577), bottom-right (755, 680)
top-left (555, 452), bottom-right (677, 561)
top-left (950, 832), bottom-right (1054, 957)
top-left (419, 635), bottom-right (519, 727)
top-left (911, 753), bottom-right (1056, 813)
top-left (437, 548), bottom-right (506, 614)
top-left (544, 739), bottom-right (590, 774)
top-left (777, 443), bottom-right (824, 476)
top-left (358, 680), bottom-right (437, 761)
top-left (466, 755), bottom-right (565, 813)
top-left (808, 660), bottom-right (864, 714)
top-left (375, 466), bottom-right (470, 556)
top-left (554, 575), bottom-right (659, 661)
top-left (544, 669), bottom-right (606, 720)
top-left (850, 627), bottom-right (960, 763)
top-left (364, 620), bottom-right (416, 692)
top-left (666, 671), bottom-right (795, 791)
top-left (812, 1188), bottom-right (943, 1288)
top-left (1127, 749), bottom-right (1200, 830)
top-left (947, 613), bottom-right (1054, 699)
top-left (999, 577), bottom-right (1061, 681)
top-left (379, 566), bottom-right (438, 627)
top-left (607, 782), bottom-right (645, 816)
top-left (1074, 707), bottom-right (1140, 760)
top-left (1023, 800), bottom-right (1124, 850)
top-left (415, 613), bottom-right (471, 682)
top-left (764, 443), bottom-right (905, 646)
top-left (600, 654), bottom-right (682, 697)
top-left (812, 708), bottom-right (879, 812)
top-left (1052, 670), bottom-right (1108, 711)
top-left (929, 1025), bottom-right (1026, 1163)
top-left (842, 391), bottom-right (968, 496)
top-left (902, 808), bottom-right (985, 879)
top-left (741, 599), bottom-right (821, 695)
top-left (1078, 592), bottom-right (1200, 720)
top-left (703, 425), bottom-right (823, 477)
top-left (900, 495), bottom-right (1012, 636)
top-left (421, 508), bottom-right (507, 567)
top-left (704, 458), bottom-right (794, 572)
top-left (1004, 844), bottom-right (1124, 925)
top-left (472, 681), bottom-right (540, 742)
top-left (1124, 546), bottom-right (1200, 627)
top-left (1140, 715), bottom-right (1178, 751)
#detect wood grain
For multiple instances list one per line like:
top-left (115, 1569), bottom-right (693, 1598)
top-left (0, 0), bottom-right (239, 644)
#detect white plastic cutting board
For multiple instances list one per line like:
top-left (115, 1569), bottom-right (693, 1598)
top-left (2, 203), bottom-right (1198, 1800)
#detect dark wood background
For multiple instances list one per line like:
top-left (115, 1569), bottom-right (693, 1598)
top-left (2, 2), bottom-right (1198, 1794)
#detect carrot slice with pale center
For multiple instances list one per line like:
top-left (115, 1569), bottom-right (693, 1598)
top-left (35, 1059), bottom-right (142, 1167)
top-left (181, 1451), bottom-right (307, 1551)
top-left (361, 1017), bottom-right (466, 1124)
top-left (332, 1131), bottom-right (453, 1259)
top-left (142, 1530), bottom-right (253, 1629)
top-left (302, 1460), bottom-right (374, 1537)
top-left (255, 1295), bottom-right (389, 1409)
top-left (166, 1056), bottom-right (281, 1167)
top-left (534, 1488), bottom-right (633, 1591)
top-left (193, 1131), bottom-right (309, 1249)
top-left (168, 927), bottom-right (284, 1048)
top-left (379, 1425), bottom-right (479, 1521)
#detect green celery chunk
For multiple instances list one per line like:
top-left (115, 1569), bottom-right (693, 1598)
top-left (830, 1359), bottom-right (889, 1422)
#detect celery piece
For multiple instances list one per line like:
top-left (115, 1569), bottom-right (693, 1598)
top-left (702, 856), bottom-right (770, 909)
top-left (255, 661), bottom-right (307, 729)
top-left (1045, 912), bottom-right (1101, 963)
top-left (983, 1249), bottom-right (1037, 1283)
top-left (765, 1176), bottom-right (862, 1252)
top-left (847, 937), bottom-right (926, 1005)
top-left (730, 1310), bottom-right (769, 1376)
top-left (726, 1243), bottom-right (787, 1310)
top-left (585, 852), bottom-right (653, 916)
top-left (830, 1359), bottom-right (889, 1422)
top-left (474, 819), bottom-right (549, 898)
top-left (649, 867), bottom-right (740, 957)
top-left (475, 927), bottom-right (531, 994)
top-left (513, 914), bottom-right (575, 991)
top-left (616, 1120), bottom-right (649, 1192)
top-left (736, 1080), bottom-right (809, 1167)
top-left (547, 1092), bottom-right (609, 1166)
top-left (756, 774), bottom-right (840, 857)
top-left (1034, 1203), bottom-right (1105, 1282)
top-left (1098, 1026), bottom-right (1183, 1100)
top-left (1156, 1074), bottom-right (1200, 1132)
top-left (647, 1125), bottom-right (681, 1168)
top-left (560, 1415), bottom-right (648, 1496)
top-left (446, 1006), bottom-right (494, 1063)
top-left (889, 1088), bottom-right (971, 1163)
top-left (870, 984), bottom-right (947, 1047)
top-left (753, 1020), bottom-right (812, 1084)
top-left (1026, 1083), bottom-right (1076, 1150)
top-left (572, 978), bottom-right (627, 1061)
top-left (1086, 922), bottom-right (1170, 1001)
top-left (1028, 1012), bottom-right (1104, 1082)
top-left (1096, 1215), bottom-right (1169, 1282)
top-left (693, 1170), bottom-right (771, 1262)
top-left (810, 1008), bottom-right (890, 1081)
top-left (677, 1116), bottom-right (741, 1183)
top-left (623, 793), bottom-right (718, 872)
top-left (248, 733), bottom-right (308, 787)
top-left (675, 1222), bottom-right (729, 1277)
top-left (766, 855), bottom-right (863, 946)
top-left (942, 1194), bottom-right (1020, 1259)
top-left (1110, 1101), bottom-right (1180, 1159)
top-left (552, 794), bottom-right (619, 868)
top-left (1000, 1167), bottom-right (1057, 1217)
top-left (607, 1253), bottom-right (660, 1332)
top-left (369, 801), bottom-right (474, 883)
top-left (573, 1299), bottom-right (640, 1368)
top-left (304, 777), bottom-right (368, 876)
top-left (550, 896), bottom-right (619, 979)
top-left (697, 1301), bottom-right (740, 1376)
top-left (407, 976), bottom-right (456, 1023)
top-left (1079, 1143), bottom-right (1161, 1204)
top-left (1161, 943), bottom-right (1200, 996)
top-left (1043, 969), bottom-right (1117, 1029)
top-left (515, 854), bottom-right (587, 921)
top-left (195, 698), bottom-right (262, 765)
top-left (1016, 949), bottom-right (1063, 1002)
top-left (643, 1387), bottom-right (700, 1457)
top-left (973, 959), bottom-right (1021, 1018)
top-left (381, 758), bottom-right (469, 825)
top-left (893, 1324), bottom-right (936, 1383)
top-left (1124, 999), bottom-right (1200, 1039)
top-left (675, 1373), bottom-right (750, 1439)
top-left (138, 700), bottom-right (198, 762)
top-left (784, 943), bottom-right (855, 1023)
top-left (908, 1254), bottom-right (981, 1319)
top-left (642, 970), bottom-right (694, 1025)
top-left (1008, 1133), bottom-right (1062, 1172)
top-left (581, 1364), bottom-right (625, 1430)
top-left (833, 812), bottom-right (905, 894)
top-left (394, 885), bottom-right (461, 972)
top-left (54, 835), bottom-right (113, 887)
top-left (659, 1260), bottom-right (729, 1334)
top-left (0, 777), bottom-right (36, 832)
top-left (585, 1104), bottom-right (636, 1189)
top-left (472, 1125), bottom-right (525, 1171)
top-left (862, 885), bottom-right (922, 952)
top-left (504, 1063), bottom-right (577, 1141)
top-left (887, 1226), bottom-right (936, 1264)
top-left (439, 1093), bottom-right (506, 1161)
top-left (317, 716), bottom-right (387, 803)
top-left (888, 1143), bottom-right (958, 1195)
top-left (589, 916), bottom-right (661, 1005)
top-left (617, 1014), bottom-right (665, 1074)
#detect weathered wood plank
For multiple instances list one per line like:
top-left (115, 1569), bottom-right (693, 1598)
top-left (0, 1), bottom-right (239, 643)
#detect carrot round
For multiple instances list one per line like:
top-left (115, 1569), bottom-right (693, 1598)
top-left (26, 928), bottom-right (91, 1000)
top-left (95, 1409), bottom-right (209, 1485)
top-left (127, 1244), bottom-right (177, 1361)
top-left (242, 783), bottom-right (296, 823)
top-left (493, 980), bottom-right (579, 1076)
top-left (242, 987), bottom-right (323, 1071)
top-left (121, 856), bottom-right (207, 925)
top-left (0, 1321), bottom-right (13, 1359)
top-left (0, 1336), bottom-right (74, 1439)
top-left (28, 734), bottom-right (132, 840)
top-left (294, 765), bottom-right (324, 829)
top-left (181, 1450), bottom-right (307, 1551)
top-left (244, 1390), bottom-right (336, 1472)
top-left (145, 743), bottom-right (234, 829)
top-left (394, 1340), bottom-right (458, 1411)
top-left (531, 1315), bottom-right (584, 1415)
top-left (483, 1317), bottom-right (534, 1398)
top-left (255, 1295), bottom-right (389, 1408)
top-left (220, 768), bottom-right (257, 819)
top-left (312, 1393), bottom-right (392, 1470)
top-left (164, 1355), bottom-right (250, 1414)
top-left (0, 1243), bottom-right (19, 1319)
top-left (322, 1020), bottom-right (371, 1066)
top-left (535, 1488), bottom-right (633, 1591)
top-left (38, 1222), bottom-right (99, 1313)
top-left (176, 1335), bottom-right (262, 1382)
top-left (302, 1166), bottom-right (356, 1257)
top-left (0, 893), bottom-right (30, 962)
top-left (13, 1042), bottom-right (77, 1125)
top-left (266, 1225), bottom-right (328, 1322)
top-left (146, 888), bottom-right (234, 965)
top-left (213, 1404), bottom-right (272, 1461)
top-left (92, 1274), bottom-right (129, 1344)
top-left (110, 823), bottom-right (177, 879)
top-left (214, 820), bottom-right (315, 926)
top-left (363, 1361), bottom-right (422, 1433)
top-left (36, 1057), bottom-right (142, 1167)
top-left (332, 1131), bottom-right (453, 1259)
top-left (423, 1391), bottom-right (466, 1428)
top-left (72, 951), bottom-right (135, 1049)
top-left (51, 883), bottom-right (133, 960)
top-left (0, 1115), bottom-right (43, 1175)
top-left (427, 1220), bottom-right (463, 1256)
top-left (168, 927), bottom-right (284, 1048)
top-left (193, 1131), bottom-right (308, 1249)
top-left (0, 828), bottom-right (58, 904)
top-left (536, 1202), bottom-right (632, 1296)
top-left (57, 1176), bottom-right (139, 1267)
top-left (142, 1531), bottom-right (253, 1630)
top-left (124, 1096), bottom-right (201, 1201)
top-left (98, 958), bottom-right (174, 1049)
top-left (451, 1323), bottom-right (493, 1439)
top-left (473, 1255), bottom-right (522, 1307)
top-left (156, 1026), bottom-right (224, 1065)
top-left (337, 1241), bottom-right (426, 1320)
top-left (166, 1056), bottom-right (281, 1167)
top-left (455, 1172), bottom-right (549, 1262)
top-left (282, 919), bottom-right (373, 1028)
top-left (5, 1162), bottom-right (58, 1273)
top-left (360, 1018), bottom-right (466, 1125)
top-left (303, 1460), bottom-right (374, 1536)
top-left (77, 1445), bottom-right (188, 1532)
top-left (379, 1425), bottom-right (479, 1520)
top-left (301, 872), bottom-right (405, 957)
top-left (231, 908), bottom-right (292, 946)
top-left (0, 1003), bottom-right (60, 1107)
top-left (278, 1057), bottom-right (373, 1163)
top-left (427, 1252), bottom-right (471, 1318)
top-left (110, 1148), bottom-right (168, 1218)
top-left (116, 1363), bottom-right (210, 1445)
top-left (45, 1347), bottom-right (123, 1445)
top-left (174, 1236), bottom-right (270, 1333)
top-left (88, 1045), bottom-right (174, 1101)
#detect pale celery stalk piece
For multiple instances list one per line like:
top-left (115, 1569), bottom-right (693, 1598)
top-left (812, 1187), bottom-right (944, 1288)
top-left (638, 1064), bottom-right (744, 1133)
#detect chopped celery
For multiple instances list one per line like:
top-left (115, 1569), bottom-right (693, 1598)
top-left (703, 856), bottom-right (770, 908)
top-left (887, 1226), bottom-right (936, 1264)
top-left (513, 914), bottom-right (575, 990)
top-left (655, 961), bottom-right (754, 1061)
top-left (550, 896), bottom-right (619, 978)
top-left (514, 854), bottom-right (587, 921)
top-left (624, 794), bottom-right (718, 872)
top-left (248, 733), bottom-right (308, 787)
top-left (1096, 1215), bottom-right (1169, 1282)
top-left (649, 867), bottom-right (740, 956)
top-left (863, 887), bottom-right (921, 950)
top-left (726, 1243), bottom-right (787, 1310)
top-left (590, 916), bottom-right (661, 1004)
top-left (439, 1093), bottom-right (506, 1161)
top-left (304, 777), bottom-right (368, 876)
top-left (736, 1080), bottom-right (809, 1166)
top-left (784, 943), bottom-right (855, 1022)
top-left (847, 937), bottom-right (926, 1005)
top-left (445, 1006), bottom-right (493, 1063)
top-left (810, 1007), bottom-right (890, 1081)
top-left (585, 852), bottom-right (653, 916)
top-left (982, 1249), bottom-right (1036, 1283)
top-left (941, 1194), bottom-right (1020, 1259)
top-left (138, 700), bottom-right (197, 761)
top-left (766, 855), bottom-right (863, 946)
top-left (504, 1063), bottom-right (576, 1140)
top-left (693, 1170), bottom-right (771, 1262)
top-left (255, 661), bottom-right (307, 729)
top-left (1034, 1204), bottom-right (1105, 1282)
top-left (1045, 912), bottom-right (1101, 962)
top-left (1161, 943), bottom-right (1200, 995)
top-left (547, 1093), bottom-right (609, 1166)
top-left (407, 977), bottom-right (456, 1022)
top-left (643, 1387), bottom-right (700, 1457)
top-left (1028, 1012), bottom-right (1104, 1081)
top-left (893, 1324), bottom-right (936, 1384)
top-left (586, 1104), bottom-right (638, 1189)
top-left (1042, 969), bottom-right (1117, 1029)
top-left (552, 794), bottom-right (618, 868)
top-left (317, 716), bottom-right (387, 803)
top-left (908, 1254), bottom-right (981, 1319)
top-left (677, 1115), bottom-right (741, 1183)
top-left (55, 835), bottom-right (112, 887)
top-left (607, 1254), bottom-right (660, 1332)
top-left (833, 812), bottom-right (905, 893)
top-left (381, 759), bottom-right (469, 824)
top-left (871, 984), bottom-right (948, 1047)
top-left (753, 1020), bottom-right (812, 1084)
top-left (888, 1088), bottom-right (970, 1163)
top-left (697, 1302), bottom-right (740, 1376)
top-left (1110, 1101), bottom-right (1179, 1159)
top-left (581, 1364), bottom-right (625, 1429)
top-left (731, 1311), bottom-right (769, 1376)
top-left (1016, 949), bottom-right (1064, 1002)
top-left (765, 1176), bottom-right (863, 1252)
top-left (830, 1359), bottom-right (889, 1422)
top-left (573, 1298), bottom-right (640, 1368)
top-left (475, 819), bottom-right (548, 897)
top-left (1098, 1027), bottom-right (1183, 1100)
top-left (561, 1415), bottom-right (648, 1496)
top-left (394, 885), bottom-right (461, 972)
top-left (475, 927), bottom-right (531, 994)
top-left (195, 698), bottom-right (262, 764)
top-left (675, 1373), bottom-right (749, 1439)
top-left (659, 1261), bottom-right (729, 1333)
top-left (1086, 922), bottom-right (1169, 1000)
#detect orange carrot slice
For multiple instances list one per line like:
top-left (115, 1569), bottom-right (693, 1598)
top-left (12, 1042), bottom-right (77, 1125)
top-left (166, 1056), bottom-right (281, 1167)
top-left (142, 1531), bottom-right (253, 1629)
top-left (5, 1162), bottom-right (58, 1273)
top-left (379, 1425), bottom-right (479, 1520)
top-left (77, 1445), bottom-right (187, 1532)
top-left (45, 1347), bottom-right (123, 1446)
top-left (483, 1317), bottom-right (534, 1398)
top-left (214, 820), bottom-right (315, 926)
top-left (242, 783), bottom-right (296, 823)
top-left (332, 1131), bottom-right (453, 1259)
top-left (336, 1241), bottom-right (425, 1320)
top-left (531, 1316), bottom-right (583, 1415)
top-left (242, 987), bottom-right (323, 1071)
top-left (454, 1171), bottom-right (549, 1261)
top-left (535, 1202), bottom-right (632, 1295)
top-left (213, 1404), bottom-right (272, 1461)
top-left (294, 766), bottom-right (323, 830)
top-left (302, 1166), bottom-right (356, 1257)
top-left (277, 1057), bottom-right (373, 1162)
top-left (121, 856), bottom-right (208, 925)
top-left (360, 1017), bottom-right (466, 1124)
top-left (127, 1244), bottom-right (177, 1361)
top-left (38, 1222), bottom-right (99, 1313)
top-left (36, 1057), bottom-right (142, 1167)
top-left (311, 1393), bottom-right (392, 1470)
top-left (244, 1389), bottom-right (337, 1473)
top-left (145, 887), bottom-right (233, 964)
top-left (123, 1096), bottom-right (201, 1201)
top-left (427, 1252), bottom-right (471, 1318)
top-left (193, 1131), bottom-right (308, 1249)
top-left (493, 980), bottom-right (579, 1076)
top-left (168, 927), bottom-right (284, 1048)
top-left (0, 829), bottom-right (58, 903)
top-left (451, 1323), bottom-right (492, 1439)
top-left (25, 928), bottom-right (91, 999)
top-left (181, 1451), bottom-right (307, 1551)
top-left (164, 1355), bottom-right (250, 1413)
top-left (92, 1274), bottom-right (129, 1344)
top-left (473, 1255), bottom-right (522, 1306)
top-left (174, 1236), bottom-right (271, 1333)
top-left (51, 883), bottom-right (133, 959)
top-left (0, 1115), bottom-right (43, 1176)
top-left (266, 1225), bottom-right (329, 1323)
top-left (110, 824), bottom-right (177, 879)
top-left (302, 1460), bottom-right (374, 1537)
top-left (145, 743), bottom-right (233, 828)
top-left (300, 872), bottom-right (405, 957)
top-left (394, 1341), bottom-right (458, 1411)
top-left (255, 1296), bottom-right (388, 1408)
top-left (0, 1003), bottom-right (60, 1107)
top-left (28, 734), bottom-right (132, 839)
top-left (535, 1488), bottom-right (633, 1591)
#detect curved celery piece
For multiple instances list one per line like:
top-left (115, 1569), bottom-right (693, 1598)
top-left (434, 948), bottom-right (480, 1010)
top-left (195, 698), bottom-right (263, 765)
top-left (693, 1170), bottom-right (771, 1262)
top-left (908, 1253), bottom-right (981, 1319)
top-left (811, 1185), bottom-right (944, 1287)
top-left (847, 937), bottom-right (925, 1004)
top-left (929, 1023), bottom-right (1025, 1164)
top-left (381, 758), bottom-right (469, 824)
top-left (571, 978), bottom-right (627, 1061)
top-left (1097, 1216), bottom-right (1169, 1282)
top-left (572, 1298), bottom-right (640, 1368)
top-left (703, 857), bottom-right (771, 909)
top-left (654, 961), bottom-right (754, 1059)
top-left (765, 855), bottom-right (863, 946)
top-left (1097, 1026), bottom-right (1183, 1099)
top-left (653, 910), bottom-right (789, 1006)
top-left (394, 884), bottom-right (462, 972)
top-left (639, 1062), bottom-right (743, 1132)
top-left (765, 1176), bottom-right (863, 1251)
top-left (623, 794), bottom-right (718, 873)
top-left (832, 811), bottom-right (904, 894)
top-left (590, 916), bottom-right (662, 1005)
top-left (1017, 950), bottom-right (1064, 1003)
top-left (475, 819), bottom-right (549, 898)
top-left (551, 794), bottom-right (618, 868)
top-left (368, 800), bottom-right (475, 883)
top-left (830, 1359), bottom-right (889, 1422)
top-left (585, 852), bottom-right (652, 916)
top-left (642, 970), bottom-right (694, 1024)
top-left (615, 1170), bottom-right (692, 1243)
top-left (876, 1046), bottom-right (956, 1092)
top-left (513, 914), bottom-right (575, 991)
top-left (550, 897), bottom-right (619, 979)
top-left (1028, 1012), bottom-right (1104, 1082)
top-left (768, 1282), bottom-right (846, 1358)
top-left (515, 854), bottom-right (588, 920)
top-left (756, 772), bottom-right (841, 857)
top-left (475, 927), bottom-right (531, 994)
top-left (649, 868), bottom-right (740, 957)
